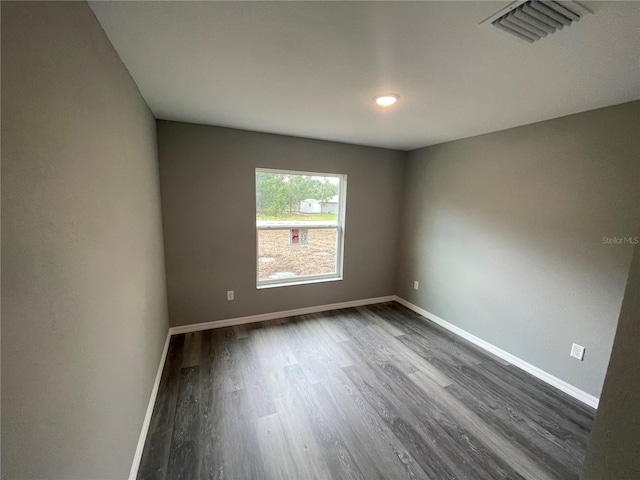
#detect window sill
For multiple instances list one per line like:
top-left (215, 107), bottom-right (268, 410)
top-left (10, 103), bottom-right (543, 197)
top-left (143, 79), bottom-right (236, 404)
top-left (256, 275), bottom-right (343, 290)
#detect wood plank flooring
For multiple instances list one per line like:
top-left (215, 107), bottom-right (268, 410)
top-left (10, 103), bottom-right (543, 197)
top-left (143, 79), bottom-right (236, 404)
top-left (138, 302), bottom-right (595, 480)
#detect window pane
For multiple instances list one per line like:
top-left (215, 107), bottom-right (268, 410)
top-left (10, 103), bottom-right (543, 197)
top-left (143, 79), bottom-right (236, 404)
top-left (256, 171), bottom-right (340, 225)
top-left (258, 228), bottom-right (337, 281)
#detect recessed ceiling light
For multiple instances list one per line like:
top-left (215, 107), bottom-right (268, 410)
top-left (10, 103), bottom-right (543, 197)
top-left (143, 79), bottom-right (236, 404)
top-left (375, 94), bottom-right (399, 107)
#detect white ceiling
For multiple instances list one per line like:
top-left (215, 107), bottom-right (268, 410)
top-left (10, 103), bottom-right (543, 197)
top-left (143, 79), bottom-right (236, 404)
top-left (89, 1), bottom-right (640, 151)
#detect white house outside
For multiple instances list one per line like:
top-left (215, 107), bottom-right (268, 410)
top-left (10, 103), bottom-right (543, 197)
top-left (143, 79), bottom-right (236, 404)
top-left (300, 199), bottom-right (321, 213)
top-left (321, 195), bottom-right (339, 214)
top-left (300, 196), bottom-right (339, 214)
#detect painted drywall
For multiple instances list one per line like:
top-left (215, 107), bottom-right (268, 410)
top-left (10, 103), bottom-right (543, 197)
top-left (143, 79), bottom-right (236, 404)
top-left (1, 2), bottom-right (169, 479)
top-left (397, 102), bottom-right (640, 398)
top-left (581, 239), bottom-right (639, 479)
top-left (157, 121), bottom-right (405, 327)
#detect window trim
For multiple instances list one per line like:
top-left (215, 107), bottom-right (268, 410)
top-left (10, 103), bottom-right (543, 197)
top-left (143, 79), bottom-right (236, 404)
top-left (255, 168), bottom-right (347, 288)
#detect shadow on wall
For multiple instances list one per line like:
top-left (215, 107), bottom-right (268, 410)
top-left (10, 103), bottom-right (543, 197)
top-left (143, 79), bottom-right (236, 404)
top-left (581, 238), bottom-right (640, 479)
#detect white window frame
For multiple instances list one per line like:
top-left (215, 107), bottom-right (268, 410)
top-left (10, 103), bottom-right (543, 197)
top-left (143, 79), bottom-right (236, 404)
top-left (256, 168), bottom-right (347, 289)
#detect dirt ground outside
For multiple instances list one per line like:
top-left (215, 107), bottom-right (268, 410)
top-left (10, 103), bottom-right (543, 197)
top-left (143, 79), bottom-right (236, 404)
top-left (258, 229), bottom-right (337, 280)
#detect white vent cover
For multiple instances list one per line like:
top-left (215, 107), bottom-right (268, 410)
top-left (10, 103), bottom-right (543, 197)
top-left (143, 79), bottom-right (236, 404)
top-left (482, 1), bottom-right (592, 43)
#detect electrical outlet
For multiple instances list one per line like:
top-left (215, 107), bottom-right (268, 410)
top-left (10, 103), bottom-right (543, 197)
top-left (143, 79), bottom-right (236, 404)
top-left (227, 290), bottom-right (234, 301)
top-left (413, 281), bottom-right (419, 290)
top-left (570, 343), bottom-right (585, 361)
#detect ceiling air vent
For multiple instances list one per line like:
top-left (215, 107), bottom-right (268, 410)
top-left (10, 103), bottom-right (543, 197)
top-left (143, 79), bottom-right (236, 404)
top-left (482, 1), bottom-right (591, 44)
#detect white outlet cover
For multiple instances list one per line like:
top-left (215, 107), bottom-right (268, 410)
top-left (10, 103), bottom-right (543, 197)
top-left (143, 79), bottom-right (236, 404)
top-left (414, 281), bottom-right (419, 290)
top-left (227, 290), bottom-right (234, 301)
top-left (570, 343), bottom-right (585, 361)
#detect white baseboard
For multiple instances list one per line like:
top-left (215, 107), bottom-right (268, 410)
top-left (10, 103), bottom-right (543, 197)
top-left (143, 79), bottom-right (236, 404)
top-left (394, 296), bottom-right (599, 409)
top-left (169, 295), bottom-right (396, 335)
top-left (129, 331), bottom-right (172, 480)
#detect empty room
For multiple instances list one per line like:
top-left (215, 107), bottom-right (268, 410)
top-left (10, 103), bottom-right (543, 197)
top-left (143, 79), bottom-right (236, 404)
top-left (2, 1), bottom-right (639, 479)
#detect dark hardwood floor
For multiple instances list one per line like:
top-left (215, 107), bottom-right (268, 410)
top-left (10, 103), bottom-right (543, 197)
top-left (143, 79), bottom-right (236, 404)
top-left (138, 302), bottom-right (595, 480)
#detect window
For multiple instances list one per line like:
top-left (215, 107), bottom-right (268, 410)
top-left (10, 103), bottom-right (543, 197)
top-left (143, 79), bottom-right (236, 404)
top-left (256, 168), bottom-right (346, 288)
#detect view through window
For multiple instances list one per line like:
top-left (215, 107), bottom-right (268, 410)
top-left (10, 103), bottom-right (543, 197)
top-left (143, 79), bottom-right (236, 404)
top-left (256, 168), bottom-right (346, 287)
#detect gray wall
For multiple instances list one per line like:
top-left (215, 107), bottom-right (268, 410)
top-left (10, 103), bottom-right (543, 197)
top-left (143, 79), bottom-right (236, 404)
top-left (397, 102), bottom-right (639, 398)
top-left (581, 239), bottom-right (640, 479)
top-left (1, 2), bottom-right (169, 479)
top-left (157, 121), bottom-right (405, 327)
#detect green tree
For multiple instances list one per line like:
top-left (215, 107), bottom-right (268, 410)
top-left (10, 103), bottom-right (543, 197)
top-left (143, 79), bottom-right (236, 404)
top-left (256, 172), bottom-right (288, 217)
top-left (256, 172), bottom-right (339, 218)
top-left (285, 175), bottom-right (316, 214)
top-left (314, 179), bottom-right (338, 206)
